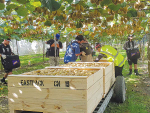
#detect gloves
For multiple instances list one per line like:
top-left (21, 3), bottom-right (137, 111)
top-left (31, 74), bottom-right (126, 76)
top-left (126, 48), bottom-right (131, 50)
top-left (82, 51), bottom-right (86, 56)
top-left (1, 55), bottom-right (6, 59)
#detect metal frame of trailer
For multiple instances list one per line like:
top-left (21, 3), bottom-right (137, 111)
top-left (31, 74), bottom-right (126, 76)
top-left (93, 76), bottom-right (126, 113)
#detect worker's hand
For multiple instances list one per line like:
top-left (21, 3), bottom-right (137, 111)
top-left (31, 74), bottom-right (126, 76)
top-left (82, 51), bottom-right (86, 56)
top-left (0, 54), bottom-right (1, 57)
top-left (1, 55), bottom-right (6, 59)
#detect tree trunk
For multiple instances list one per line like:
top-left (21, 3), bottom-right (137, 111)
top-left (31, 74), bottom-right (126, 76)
top-left (16, 40), bottom-right (19, 55)
top-left (66, 35), bottom-right (69, 50)
top-left (42, 37), bottom-right (45, 62)
top-left (147, 33), bottom-right (150, 77)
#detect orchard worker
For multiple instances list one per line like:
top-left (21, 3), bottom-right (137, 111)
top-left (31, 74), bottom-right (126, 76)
top-left (0, 38), bottom-right (13, 85)
top-left (64, 37), bottom-right (81, 64)
top-left (46, 33), bottom-right (63, 66)
top-left (95, 43), bottom-right (126, 77)
top-left (77, 35), bottom-right (93, 62)
top-left (123, 34), bottom-right (141, 75)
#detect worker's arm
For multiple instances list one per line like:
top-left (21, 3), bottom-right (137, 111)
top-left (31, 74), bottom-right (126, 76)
top-left (123, 42), bottom-right (127, 50)
top-left (94, 53), bottom-right (106, 62)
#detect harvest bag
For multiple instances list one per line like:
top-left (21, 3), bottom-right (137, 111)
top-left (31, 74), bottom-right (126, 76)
top-left (127, 48), bottom-right (140, 59)
top-left (3, 55), bottom-right (20, 70)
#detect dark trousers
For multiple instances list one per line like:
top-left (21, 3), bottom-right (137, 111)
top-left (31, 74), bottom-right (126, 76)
top-left (115, 65), bottom-right (124, 77)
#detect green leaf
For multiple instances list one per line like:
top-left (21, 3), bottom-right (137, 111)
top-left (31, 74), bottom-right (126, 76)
top-left (55, 15), bottom-right (63, 20)
top-left (127, 8), bottom-right (137, 17)
top-left (26, 3), bottom-right (36, 12)
top-left (11, 0), bottom-right (30, 4)
top-left (66, 5), bottom-right (72, 11)
top-left (120, 2), bottom-right (127, 7)
top-left (54, 29), bottom-right (59, 33)
top-left (102, 32), bottom-right (107, 36)
top-left (86, 2), bottom-right (95, 7)
top-left (44, 20), bottom-right (52, 26)
top-left (11, 34), bottom-right (20, 40)
top-left (101, 0), bottom-right (112, 7)
top-left (40, 0), bottom-right (61, 11)
top-left (30, 1), bottom-right (41, 7)
top-left (0, 23), bottom-right (7, 27)
top-left (28, 25), bottom-right (35, 29)
top-left (0, 3), bottom-right (5, 10)
top-left (108, 3), bottom-right (120, 11)
top-left (15, 7), bottom-right (28, 16)
top-left (84, 31), bottom-right (90, 35)
top-left (7, 28), bottom-right (13, 34)
top-left (3, 9), bottom-right (12, 16)
top-left (59, 5), bottom-right (65, 11)
top-left (6, 4), bottom-right (18, 11)
top-left (66, 28), bottom-right (73, 32)
top-left (66, 0), bottom-right (73, 4)
top-left (0, 28), bottom-right (5, 35)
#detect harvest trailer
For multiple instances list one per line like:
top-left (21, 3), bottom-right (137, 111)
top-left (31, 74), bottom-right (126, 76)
top-left (8, 62), bottom-right (126, 113)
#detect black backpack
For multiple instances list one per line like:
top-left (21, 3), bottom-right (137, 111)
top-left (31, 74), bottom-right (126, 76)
top-left (80, 43), bottom-right (92, 55)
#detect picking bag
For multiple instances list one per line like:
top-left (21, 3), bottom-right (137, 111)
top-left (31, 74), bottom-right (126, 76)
top-left (3, 55), bottom-right (20, 70)
top-left (127, 48), bottom-right (140, 59)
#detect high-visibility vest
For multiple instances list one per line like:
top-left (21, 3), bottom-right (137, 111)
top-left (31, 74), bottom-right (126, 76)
top-left (100, 45), bottom-right (125, 67)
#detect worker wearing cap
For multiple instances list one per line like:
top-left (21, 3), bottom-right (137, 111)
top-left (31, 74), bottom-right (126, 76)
top-left (0, 38), bottom-right (14, 85)
top-left (123, 35), bottom-right (141, 75)
top-left (95, 43), bottom-right (125, 77)
top-left (46, 34), bottom-right (63, 66)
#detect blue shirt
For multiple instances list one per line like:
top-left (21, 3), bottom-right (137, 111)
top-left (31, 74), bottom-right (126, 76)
top-left (64, 42), bottom-right (80, 63)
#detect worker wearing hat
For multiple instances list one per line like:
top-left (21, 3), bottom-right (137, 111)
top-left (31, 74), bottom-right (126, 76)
top-left (46, 33), bottom-right (63, 66)
top-left (95, 43), bottom-right (125, 77)
top-left (0, 38), bottom-right (14, 85)
top-left (123, 35), bottom-right (141, 76)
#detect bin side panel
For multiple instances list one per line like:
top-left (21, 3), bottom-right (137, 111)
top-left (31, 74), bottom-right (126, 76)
top-left (87, 69), bottom-right (103, 89)
top-left (87, 76), bottom-right (103, 101)
top-left (9, 98), bottom-right (87, 113)
top-left (8, 76), bottom-right (87, 89)
top-left (103, 75), bottom-right (115, 97)
top-left (8, 87), bottom-right (87, 101)
top-left (87, 86), bottom-right (103, 113)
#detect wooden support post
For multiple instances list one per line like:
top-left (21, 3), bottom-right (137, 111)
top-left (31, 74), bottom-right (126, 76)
top-left (16, 40), bottom-right (19, 55)
top-left (42, 37), bottom-right (45, 62)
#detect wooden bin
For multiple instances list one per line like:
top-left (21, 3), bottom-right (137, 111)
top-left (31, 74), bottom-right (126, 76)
top-left (8, 67), bottom-right (103, 113)
top-left (59, 62), bottom-right (115, 97)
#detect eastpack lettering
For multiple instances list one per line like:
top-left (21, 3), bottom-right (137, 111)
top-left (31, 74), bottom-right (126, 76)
top-left (20, 80), bottom-right (44, 86)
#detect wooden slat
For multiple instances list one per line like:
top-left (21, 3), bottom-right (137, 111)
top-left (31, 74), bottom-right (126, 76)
top-left (87, 68), bottom-right (103, 89)
top-left (104, 69), bottom-right (113, 84)
top-left (8, 76), bottom-right (87, 89)
top-left (87, 86), bottom-right (103, 113)
top-left (103, 76), bottom-right (115, 97)
top-left (87, 77), bottom-right (103, 101)
top-left (104, 63), bottom-right (113, 75)
top-left (8, 88), bottom-right (87, 101)
top-left (9, 98), bottom-right (87, 113)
